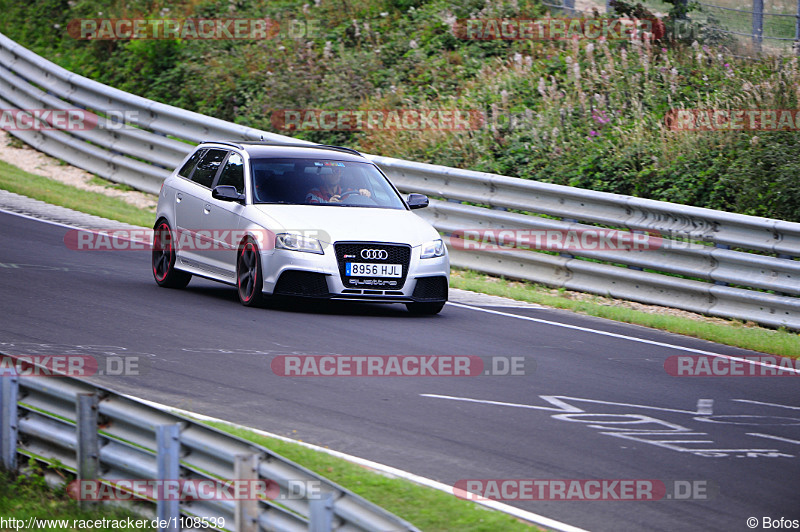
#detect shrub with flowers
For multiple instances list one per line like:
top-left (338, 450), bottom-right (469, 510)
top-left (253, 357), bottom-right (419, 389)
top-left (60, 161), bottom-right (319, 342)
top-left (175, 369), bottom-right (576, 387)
top-left (1, 0), bottom-right (798, 220)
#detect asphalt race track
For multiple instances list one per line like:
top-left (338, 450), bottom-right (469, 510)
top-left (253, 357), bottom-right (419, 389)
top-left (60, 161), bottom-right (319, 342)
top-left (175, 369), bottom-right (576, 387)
top-left (1, 210), bottom-right (798, 531)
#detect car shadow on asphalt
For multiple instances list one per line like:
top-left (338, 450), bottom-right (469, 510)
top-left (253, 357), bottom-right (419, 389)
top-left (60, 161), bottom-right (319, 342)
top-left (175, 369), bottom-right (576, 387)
top-left (180, 284), bottom-right (438, 318)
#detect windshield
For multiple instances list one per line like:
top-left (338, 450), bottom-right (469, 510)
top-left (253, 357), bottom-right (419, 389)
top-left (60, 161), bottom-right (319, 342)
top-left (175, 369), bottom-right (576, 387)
top-left (250, 158), bottom-right (406, 209)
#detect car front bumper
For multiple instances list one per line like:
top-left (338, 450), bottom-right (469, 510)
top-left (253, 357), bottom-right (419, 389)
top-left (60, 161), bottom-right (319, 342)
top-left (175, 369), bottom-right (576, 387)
top-left (260, 244), bottom-right (449, 302)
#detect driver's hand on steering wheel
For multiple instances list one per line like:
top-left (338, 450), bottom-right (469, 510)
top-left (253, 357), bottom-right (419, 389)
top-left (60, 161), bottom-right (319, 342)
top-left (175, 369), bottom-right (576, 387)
top-left (358, 188), bottom-right (371, 198)
top-left (329, 194), bottom-right (342, 203)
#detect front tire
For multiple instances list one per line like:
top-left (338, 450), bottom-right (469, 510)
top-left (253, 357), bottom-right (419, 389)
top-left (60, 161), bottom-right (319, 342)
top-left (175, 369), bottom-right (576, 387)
top-left (152, 221), bottom-right (191, 289)
top-left (237, 238), bottom-right (265, 307)
top-left (406, 302), bottom-right (445, 315)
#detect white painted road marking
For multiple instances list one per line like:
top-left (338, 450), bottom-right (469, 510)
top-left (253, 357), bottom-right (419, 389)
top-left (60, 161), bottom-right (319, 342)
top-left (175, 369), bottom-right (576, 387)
top-left (734, 399), bottom-right (800, 411)
top-left (448, 302), bottom-right (800, 375)
top-left (422, 393), bottom-right (714, 416)
top-left (423, 394), bottom-right (793, 458)
top-left (747, 433), bottom-right (800, 445)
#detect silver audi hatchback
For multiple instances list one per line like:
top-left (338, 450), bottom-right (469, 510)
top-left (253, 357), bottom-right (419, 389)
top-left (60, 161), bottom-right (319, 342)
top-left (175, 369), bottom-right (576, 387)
top-left (152, 141), bottom-right (449, 314)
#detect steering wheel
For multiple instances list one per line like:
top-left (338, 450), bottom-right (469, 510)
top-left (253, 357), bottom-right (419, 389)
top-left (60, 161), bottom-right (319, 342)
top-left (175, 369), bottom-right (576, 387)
top-left (338, 190), bottom-right (376, 205)
top-left (339, 190), bottom-right (363, 199)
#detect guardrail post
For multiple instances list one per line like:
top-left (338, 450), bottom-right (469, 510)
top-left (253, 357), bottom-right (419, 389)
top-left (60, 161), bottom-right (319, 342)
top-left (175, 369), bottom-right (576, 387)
top-left (309, 492), bottom-right (334, 532)
top-left (752, 0), bottom-right (764, 53)
top-left (153, 131), bottom-right (168, 169)
top-left (233, 454), bottom-right (258, 532)
top-left (561, 218), bottom-right (577, 259)
top-left (795, 0), bottom-right (800, 54)
top-left (0, 376), bottom-right (19, 470)
top-left (776, 254), bottom-right (794, 296)
top-left (156, 424), bottom-right (181, 532)
top-left (628, 230), bottom-right (644, 270)
top-left (76, 393), bottom-right (99, 507)
top-left (234, 454), bottom-right (259, 532)
top-left (714, 243), bottom-right (730, 286)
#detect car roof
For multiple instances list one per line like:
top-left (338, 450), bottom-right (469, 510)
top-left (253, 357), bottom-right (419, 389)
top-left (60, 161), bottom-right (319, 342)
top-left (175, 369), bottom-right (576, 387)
top-left (199, 141), bottom-right (368, 162)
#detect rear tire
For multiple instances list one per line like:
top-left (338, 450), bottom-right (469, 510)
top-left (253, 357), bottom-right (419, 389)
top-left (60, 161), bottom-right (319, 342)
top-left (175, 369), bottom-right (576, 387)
top-left (406, 302), bottom-right (445, 315)
top-left (237, 238), bottom-right (265, 307)
top-left (152, 221), bottom-right (191, 289)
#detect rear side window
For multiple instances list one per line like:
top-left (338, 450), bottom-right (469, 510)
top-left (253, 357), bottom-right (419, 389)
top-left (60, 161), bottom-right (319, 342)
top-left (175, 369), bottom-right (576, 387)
top-left (178, 149), bottom-right (205, 178)
top-left (191, 149), bottom-right (228, 188)
top-left (215, 152), bottom-right (245, 194)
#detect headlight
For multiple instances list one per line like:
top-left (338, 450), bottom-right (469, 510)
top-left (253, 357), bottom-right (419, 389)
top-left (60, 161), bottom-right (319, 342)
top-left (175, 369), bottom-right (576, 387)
top-left (275, 233), bottom-right (324, 254)
top-left (420, 239), bottom-right (445, 259)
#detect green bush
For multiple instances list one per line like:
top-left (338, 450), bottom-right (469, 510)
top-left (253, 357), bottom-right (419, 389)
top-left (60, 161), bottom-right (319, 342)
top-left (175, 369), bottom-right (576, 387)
top-left (1, 0), bottom-right (797, 221)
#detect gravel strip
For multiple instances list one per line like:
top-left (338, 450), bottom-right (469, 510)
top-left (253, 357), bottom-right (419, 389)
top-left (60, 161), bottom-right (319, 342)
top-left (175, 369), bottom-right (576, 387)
top-left (0, 131), bottom-right (157, 210)
top-left (0, 189), bottom-right (145, 231)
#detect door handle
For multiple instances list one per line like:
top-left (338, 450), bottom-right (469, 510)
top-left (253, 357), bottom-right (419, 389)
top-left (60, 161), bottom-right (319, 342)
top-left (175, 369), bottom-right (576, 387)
top-left (204, 204), bottom-right (212, 214)
top-left (176, 193), bottom-right (183, 203)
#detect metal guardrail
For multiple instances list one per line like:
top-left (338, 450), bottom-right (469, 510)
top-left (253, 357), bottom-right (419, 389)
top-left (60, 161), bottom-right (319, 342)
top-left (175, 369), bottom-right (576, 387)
top-left (364, 158), bottom-right (800, 328)
top-left (0, 358), bottom-right (419, 532)
top-left (1, 31), bottom-right (799, 329)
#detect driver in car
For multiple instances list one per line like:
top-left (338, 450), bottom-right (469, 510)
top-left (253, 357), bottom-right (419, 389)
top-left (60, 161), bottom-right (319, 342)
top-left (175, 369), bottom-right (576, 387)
top-left (306, 165), bottom-right (371, 204)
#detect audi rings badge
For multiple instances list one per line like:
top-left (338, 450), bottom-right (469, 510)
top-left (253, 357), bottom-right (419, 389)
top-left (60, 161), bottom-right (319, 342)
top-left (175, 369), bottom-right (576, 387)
top-left (360, 249), bottom-right (388, 260)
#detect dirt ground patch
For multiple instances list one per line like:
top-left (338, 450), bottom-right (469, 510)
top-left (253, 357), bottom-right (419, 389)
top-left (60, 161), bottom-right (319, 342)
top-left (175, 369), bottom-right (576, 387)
top-left (0, 130), bottom-right (157, 210)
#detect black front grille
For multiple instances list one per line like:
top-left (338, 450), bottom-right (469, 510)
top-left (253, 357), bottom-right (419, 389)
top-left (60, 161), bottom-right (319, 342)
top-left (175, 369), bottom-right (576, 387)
top-left (412, 276), bottom-right (448, 301)
top-left (334, 242), bottom-right (411, 289)
top-left (273, 270), bottom-right (330, 297)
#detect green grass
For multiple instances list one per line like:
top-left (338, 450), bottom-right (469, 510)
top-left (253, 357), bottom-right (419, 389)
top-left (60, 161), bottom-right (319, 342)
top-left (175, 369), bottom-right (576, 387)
top-left (451, 269), bottom-right (800, 359)
top-left (201, 420), bottom-right (541, 532)
top-left (0, 159), bottom-right (155, 228)
top-left (0, 463), bottom-right (154, 530)
top-left (88, 175), bottom-right (136, 192)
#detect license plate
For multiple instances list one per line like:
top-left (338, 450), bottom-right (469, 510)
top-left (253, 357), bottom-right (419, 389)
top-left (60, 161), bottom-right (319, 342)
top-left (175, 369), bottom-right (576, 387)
top-left (346, 262), bottom-right (402, 277)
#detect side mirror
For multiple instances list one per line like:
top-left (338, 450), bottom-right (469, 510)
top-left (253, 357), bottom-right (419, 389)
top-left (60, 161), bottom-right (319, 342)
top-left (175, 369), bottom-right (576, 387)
top-left (212, 185), bottom-right (245, 203)
top-left (407, 193), bottom-right (429, 210)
